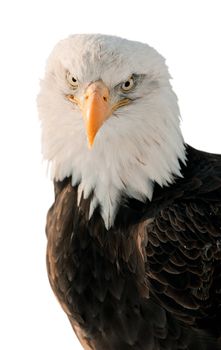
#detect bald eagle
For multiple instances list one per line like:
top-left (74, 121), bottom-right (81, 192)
top-left (38, 34), bottom-right (221, 350)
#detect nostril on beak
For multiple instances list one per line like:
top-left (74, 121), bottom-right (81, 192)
top-left (103, 96), bottom-right (108, 102)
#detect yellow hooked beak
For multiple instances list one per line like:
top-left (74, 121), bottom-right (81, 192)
top-left (82, 81), bottom-right (111, 148)
top-left (67, 80), bottom-right (129, 148)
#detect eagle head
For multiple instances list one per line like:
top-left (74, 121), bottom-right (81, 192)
top-left (37, 34), bottom-right (186, 228)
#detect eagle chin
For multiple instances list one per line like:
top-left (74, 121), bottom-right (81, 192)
top-left (38, 34), bottom-right (221, 350)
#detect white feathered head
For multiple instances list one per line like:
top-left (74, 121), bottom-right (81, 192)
top-left (37, 34), bottom-right (185, 228)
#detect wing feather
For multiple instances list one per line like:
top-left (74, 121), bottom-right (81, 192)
top-left (145, 145), bottom-right (221, 336)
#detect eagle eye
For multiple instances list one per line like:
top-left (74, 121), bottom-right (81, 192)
top-left (121, 76), bottom-right (135, 92)
top-left (66, 72), bottom-right (78, 89)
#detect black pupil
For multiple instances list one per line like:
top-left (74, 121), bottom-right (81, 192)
top-left (124, 80), bottom-right (130, 88)
top-left (72, 77), bottom-right (77, 83)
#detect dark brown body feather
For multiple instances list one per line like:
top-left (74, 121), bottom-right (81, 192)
top-left (46, 145), bottom-right (221, 349)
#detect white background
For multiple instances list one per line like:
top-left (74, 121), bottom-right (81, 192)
top-left (0, 1), bottom-right (221, 349)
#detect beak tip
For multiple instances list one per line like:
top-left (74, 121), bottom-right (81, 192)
top-left (87, 137), bottom-right (94, 149)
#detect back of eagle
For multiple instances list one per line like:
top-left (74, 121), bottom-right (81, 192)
top-left (46, 145), bottom-right (221, 350)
